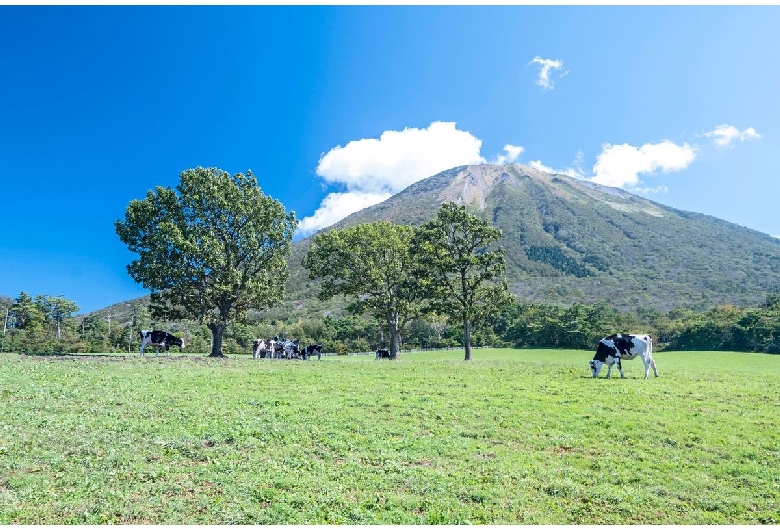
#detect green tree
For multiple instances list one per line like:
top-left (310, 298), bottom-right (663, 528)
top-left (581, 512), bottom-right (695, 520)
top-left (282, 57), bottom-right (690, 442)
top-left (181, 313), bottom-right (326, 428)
top-left (35, 295), bottom-right (79, 342)
top-left (9, 292), bottom-right (45, 331)
top-left (115, 166), bottom-right (296, 356)
top-left (302, 222), bottom-right (423, 359)
top-left (410, 203), bottom-right (511, 361)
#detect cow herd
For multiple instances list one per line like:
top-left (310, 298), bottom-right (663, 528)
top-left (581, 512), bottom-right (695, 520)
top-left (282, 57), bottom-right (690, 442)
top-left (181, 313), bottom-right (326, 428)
top-left (138, 329), bottom-right (659, 379)
top-left (252, 337), bottom-right (323, 360)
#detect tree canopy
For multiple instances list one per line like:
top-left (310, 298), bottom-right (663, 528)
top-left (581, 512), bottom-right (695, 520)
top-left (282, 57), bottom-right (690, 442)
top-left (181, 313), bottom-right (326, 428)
top-left (115, 167), bottom-right (296, 356)
top-left (302, 221), bottom-right (423, 359)
top-left (411, 202), bottom-right (511, 360)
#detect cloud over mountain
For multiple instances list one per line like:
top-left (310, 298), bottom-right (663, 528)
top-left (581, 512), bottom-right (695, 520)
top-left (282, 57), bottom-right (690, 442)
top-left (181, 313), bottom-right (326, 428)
top-left (315, 121), bottom-right (485, 194)
top-left (297, 119), bottom-right (759, 237)
top-left (590, 140), bottom-right (698, 189)
top-left (297, 122), bottom-right (524, 236)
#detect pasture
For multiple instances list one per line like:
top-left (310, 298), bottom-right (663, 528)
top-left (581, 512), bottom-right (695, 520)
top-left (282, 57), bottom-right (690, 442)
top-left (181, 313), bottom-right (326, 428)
top-left (0, 349), bottom-right (777, 524)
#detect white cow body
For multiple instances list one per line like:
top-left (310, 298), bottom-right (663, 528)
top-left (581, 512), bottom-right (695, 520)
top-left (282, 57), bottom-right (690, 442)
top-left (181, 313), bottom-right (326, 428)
top-left (590, 333), bottom-right (658, 379)
top-left (252, 339), bottom-right (277, 359)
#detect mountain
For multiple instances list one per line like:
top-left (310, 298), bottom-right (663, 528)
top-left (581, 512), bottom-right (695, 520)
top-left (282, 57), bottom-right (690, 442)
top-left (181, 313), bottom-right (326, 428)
top-left (81, 163), bottom-right (780, 320)
top-left (286, 163), bottom-right (780, 313)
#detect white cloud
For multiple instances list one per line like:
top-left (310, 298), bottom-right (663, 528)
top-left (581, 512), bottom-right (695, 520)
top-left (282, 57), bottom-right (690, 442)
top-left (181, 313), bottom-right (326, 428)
top-left (528, 160), bottom-right (586, 179)
top-left (315, 121), bottom-right (486, 194)
top-left (298, 121), bottom-right (488, 235)
top-left (528, 160), bottom-right (555, 174)
top-left (493, 144), bottom-right (524, 165)
top-left (701, 124), bottom-right (762, 148)
top-left (296, 191), bottom-right (392, 237)
top-left (529, 56), bottom-right (567, 90)
top-left (591, 140), bottom-right (697, 188)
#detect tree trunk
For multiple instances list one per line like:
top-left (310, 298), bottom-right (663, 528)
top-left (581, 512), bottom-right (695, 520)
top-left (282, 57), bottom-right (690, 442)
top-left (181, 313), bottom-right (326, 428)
top-left (208, 322), bottom-right (226, 357)
top-left (389, 327), bottom-right (402, 361)
top-left (388, 313), bottom-right (401, 361)
top-left (464, 318), bottom-right (472, 361)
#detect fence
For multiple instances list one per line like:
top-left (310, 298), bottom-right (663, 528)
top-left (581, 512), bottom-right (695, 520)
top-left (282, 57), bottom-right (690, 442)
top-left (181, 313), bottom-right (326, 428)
top-left (323, 346), bottom-right (493, 357)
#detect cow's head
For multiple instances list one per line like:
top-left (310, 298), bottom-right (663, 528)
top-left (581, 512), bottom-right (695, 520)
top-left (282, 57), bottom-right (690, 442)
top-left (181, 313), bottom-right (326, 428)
top-left (589, 359), bottom-right (604, 378)
top-left (173, 337), bottom-right (185, 349)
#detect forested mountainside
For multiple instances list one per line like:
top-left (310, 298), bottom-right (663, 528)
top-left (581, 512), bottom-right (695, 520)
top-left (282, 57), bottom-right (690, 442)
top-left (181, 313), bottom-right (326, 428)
top-left (72, 162), bottom-right (780, 323)
top-left (286, 164), bottom-right (780, 314)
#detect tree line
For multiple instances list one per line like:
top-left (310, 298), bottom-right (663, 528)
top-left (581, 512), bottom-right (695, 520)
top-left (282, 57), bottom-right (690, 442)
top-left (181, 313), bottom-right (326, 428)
top-left (4, 291), bottom-right (780, 355)
top-left (4, 165), bottom-right (779, 357)
top-left (112, 167), bottom-right (508, 360)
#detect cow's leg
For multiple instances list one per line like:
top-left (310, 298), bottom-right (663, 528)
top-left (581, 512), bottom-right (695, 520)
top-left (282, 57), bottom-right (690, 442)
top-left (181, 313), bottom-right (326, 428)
top-left (605, 363), bottom-right (613, 378)
top-left (317, 350), bottom-right (321, 360)
top-left (616, 358), bottom-right (626, 378)
top-left (646, 356), bottom-right (658, 378)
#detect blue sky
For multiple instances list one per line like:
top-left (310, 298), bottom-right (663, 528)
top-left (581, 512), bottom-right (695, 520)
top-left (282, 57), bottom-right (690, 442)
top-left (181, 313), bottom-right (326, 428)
top-left (1, 6), bottom-right (779, 314)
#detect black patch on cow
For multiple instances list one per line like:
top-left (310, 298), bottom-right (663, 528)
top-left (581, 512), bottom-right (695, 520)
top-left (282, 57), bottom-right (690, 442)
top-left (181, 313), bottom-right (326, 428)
top-left (302, 344), bottom-right (323, 360)
top-left (593, 340), bottom-right (618, 362)
top-left (609, 333), bottom-right (636, 357)
top-left (139, 330), bottom-right (184, 352)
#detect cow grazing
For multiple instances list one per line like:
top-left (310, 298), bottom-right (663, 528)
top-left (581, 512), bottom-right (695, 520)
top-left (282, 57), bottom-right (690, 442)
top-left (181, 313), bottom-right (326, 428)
top-left (301, 344), bottom-right (323, 360)
top-left (590, 333), bottom-right (658, 379)
top-left (139, 330), bottom-right (184, 357)
top-left (375, 348), bottom-right (391, 360)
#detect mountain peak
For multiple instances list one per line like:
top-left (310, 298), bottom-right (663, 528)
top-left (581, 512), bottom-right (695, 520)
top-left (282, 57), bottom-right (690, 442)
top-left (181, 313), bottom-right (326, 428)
top-left (315, 162), bottom-right (780, 311)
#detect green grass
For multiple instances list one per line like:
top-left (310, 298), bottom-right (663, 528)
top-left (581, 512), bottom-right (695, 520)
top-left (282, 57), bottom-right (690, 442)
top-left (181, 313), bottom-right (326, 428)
top-left (0, 349), bottom-right (778, 524)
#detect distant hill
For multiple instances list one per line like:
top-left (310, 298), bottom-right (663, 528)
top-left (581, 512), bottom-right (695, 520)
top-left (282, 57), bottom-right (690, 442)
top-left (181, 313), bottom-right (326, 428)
top-left (286, 163), bottom-right (780, 313)
top-left (83, 163), bottom-right (780, 319)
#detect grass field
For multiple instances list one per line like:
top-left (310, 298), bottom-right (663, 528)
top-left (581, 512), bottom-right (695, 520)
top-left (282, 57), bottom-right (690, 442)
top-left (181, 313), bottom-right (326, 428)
top-left (0, 348), bottom-right (778, 524)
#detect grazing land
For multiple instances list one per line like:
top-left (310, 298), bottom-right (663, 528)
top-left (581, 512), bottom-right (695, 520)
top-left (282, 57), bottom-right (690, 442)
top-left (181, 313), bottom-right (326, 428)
top-left (0, 349), bottom-right (777, 524)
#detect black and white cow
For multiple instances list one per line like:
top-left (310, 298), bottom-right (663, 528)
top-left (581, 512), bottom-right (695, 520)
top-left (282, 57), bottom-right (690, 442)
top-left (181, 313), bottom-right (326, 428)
top-left (272, 337), bottom-right (285, 358)
top-left (252, 339), bottom-right (276, 359)
top-left (139, 330), bottom-right (184, 357)
top-left (375, 348), bottom-right (391, 360)
top-left (590, 333), bottom-right (658, 379)
top-left (301, 344), bottom-right (323, 360)
top-left (271, 337), bottom-right (301, 359)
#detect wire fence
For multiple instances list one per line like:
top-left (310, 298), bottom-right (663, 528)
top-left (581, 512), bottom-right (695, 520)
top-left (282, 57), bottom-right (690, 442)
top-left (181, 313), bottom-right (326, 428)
top-left (324, 346), bottom-right (493, 357)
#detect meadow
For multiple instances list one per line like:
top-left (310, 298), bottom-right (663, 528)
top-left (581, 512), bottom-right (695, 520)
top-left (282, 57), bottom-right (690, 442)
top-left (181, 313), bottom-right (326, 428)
top-left (0, 348), bottom-right (777, 524)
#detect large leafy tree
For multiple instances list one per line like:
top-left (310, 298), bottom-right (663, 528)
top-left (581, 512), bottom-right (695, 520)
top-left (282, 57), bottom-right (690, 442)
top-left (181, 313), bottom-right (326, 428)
top-left (302, 221), bottom-right (423, 359)
top-left (410, 202), bottom-right (511, 361)
top-left (115, 167), bottom-right (296, 356)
